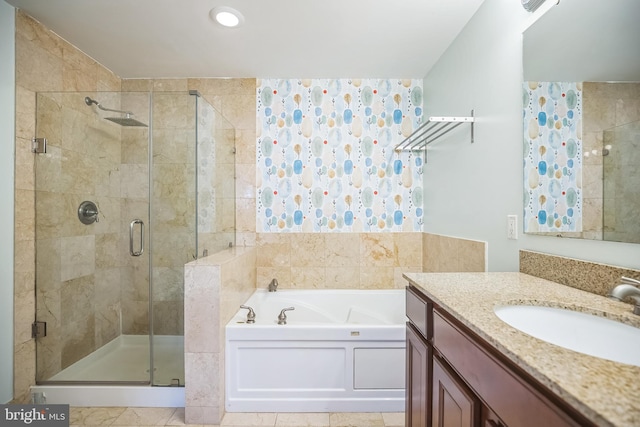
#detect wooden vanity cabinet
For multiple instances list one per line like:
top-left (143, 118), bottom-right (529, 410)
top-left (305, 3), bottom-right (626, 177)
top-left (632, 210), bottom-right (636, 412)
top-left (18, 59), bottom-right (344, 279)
top-left (405, 285), bottom-right (596, 427)
top-left (405, 286), bottom-right (433, 427)
top-left (432, 354), bottom-right (480, 427)
top-left (406, 323), bottom-right (431, 427)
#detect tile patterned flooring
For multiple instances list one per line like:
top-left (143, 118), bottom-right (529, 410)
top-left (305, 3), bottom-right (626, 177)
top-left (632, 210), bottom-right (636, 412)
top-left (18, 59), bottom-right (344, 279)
top-left (69, 407), bottom-right (406, 426)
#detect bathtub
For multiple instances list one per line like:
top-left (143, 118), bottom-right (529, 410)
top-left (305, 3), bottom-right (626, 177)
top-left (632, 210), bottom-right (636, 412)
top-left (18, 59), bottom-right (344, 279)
top-left (225, 289), bottom-right (406, 412)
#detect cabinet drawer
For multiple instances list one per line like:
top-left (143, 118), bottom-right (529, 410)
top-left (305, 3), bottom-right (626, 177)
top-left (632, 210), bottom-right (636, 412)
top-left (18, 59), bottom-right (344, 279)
top-left (433, 310), bottom-right (583, 427)
top-left (406, 286), bottom-right (432, 339)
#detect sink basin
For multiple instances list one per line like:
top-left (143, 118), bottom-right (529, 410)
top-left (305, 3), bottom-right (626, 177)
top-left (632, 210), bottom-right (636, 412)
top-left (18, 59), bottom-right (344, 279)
top-left (494, 305), bottom-right (640, 367)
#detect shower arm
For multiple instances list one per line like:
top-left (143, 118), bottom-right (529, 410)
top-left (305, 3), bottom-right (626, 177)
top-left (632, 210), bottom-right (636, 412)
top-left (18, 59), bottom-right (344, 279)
top-left (84, 96), bottom-right (134, 117)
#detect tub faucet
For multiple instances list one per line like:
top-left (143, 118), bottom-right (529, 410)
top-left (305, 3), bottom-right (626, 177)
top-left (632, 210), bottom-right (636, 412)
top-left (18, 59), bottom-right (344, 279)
top-left (609, 276), bottom-right (640, 315)
top-left (268, 278), bottom-right (279, 292)
top-left (240, 305), bottom-right (256, 323)
top-left (278, 307), bottom-right (295, 325)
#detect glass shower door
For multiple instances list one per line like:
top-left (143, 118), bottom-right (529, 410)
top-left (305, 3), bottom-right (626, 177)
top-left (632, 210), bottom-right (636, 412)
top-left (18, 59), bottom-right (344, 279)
top-left (603, 120), bottom-right (640, 243)
top-left (148, 92), bottom-right (196, 386)
top-left (34, 91), bottom-right (152, 383)
top-left (148, 90), bottom-right (236, 386)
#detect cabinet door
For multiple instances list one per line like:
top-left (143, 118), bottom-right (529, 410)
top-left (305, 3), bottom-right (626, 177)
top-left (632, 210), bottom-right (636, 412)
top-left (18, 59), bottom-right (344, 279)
top-left (432, 356), bottom-right (479, 427)
top-left (406, 323), bottom-right (431, 427)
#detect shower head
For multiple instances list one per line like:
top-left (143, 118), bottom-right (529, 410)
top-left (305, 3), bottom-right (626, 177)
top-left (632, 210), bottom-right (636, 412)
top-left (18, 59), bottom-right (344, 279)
top-left (84, 96), bottom-right (148, 127)
top-left (105, 115), bottom-right (148, 127)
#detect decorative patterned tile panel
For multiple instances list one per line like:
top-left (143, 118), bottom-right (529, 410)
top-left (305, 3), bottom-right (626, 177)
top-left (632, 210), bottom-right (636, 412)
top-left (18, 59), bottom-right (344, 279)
top-left (257, 79), bottom-right (423, 232)
top-left (523, 81), bottom-right (583, 232)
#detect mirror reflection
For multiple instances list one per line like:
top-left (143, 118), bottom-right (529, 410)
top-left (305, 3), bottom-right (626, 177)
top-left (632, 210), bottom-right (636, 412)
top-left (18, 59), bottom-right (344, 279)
top-left (522, 0), bottom-right (640, 243)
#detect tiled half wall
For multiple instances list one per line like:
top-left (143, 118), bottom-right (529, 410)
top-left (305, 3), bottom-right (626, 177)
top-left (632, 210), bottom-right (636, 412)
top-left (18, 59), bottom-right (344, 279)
top-left (184, 246), bottom-right (256, 425)
top-left (422, 233), bottom-right (487, 273)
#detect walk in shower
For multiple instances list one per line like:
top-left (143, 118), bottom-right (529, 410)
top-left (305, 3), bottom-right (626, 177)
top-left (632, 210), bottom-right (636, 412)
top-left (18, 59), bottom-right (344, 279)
top-left (32, 90), bottom-right (235, 399)
top-left (603, 119), bottom-right (640, 243)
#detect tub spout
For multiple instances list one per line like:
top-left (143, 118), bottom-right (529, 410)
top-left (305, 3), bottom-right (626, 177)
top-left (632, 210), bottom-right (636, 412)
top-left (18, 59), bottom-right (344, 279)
top-left (268, 278), bottom-right (279, 292)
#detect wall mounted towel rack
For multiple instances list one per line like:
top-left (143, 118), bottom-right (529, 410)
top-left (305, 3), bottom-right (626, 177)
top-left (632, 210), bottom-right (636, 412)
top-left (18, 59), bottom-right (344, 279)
top-left (394, 110), bottom-right (474, 152)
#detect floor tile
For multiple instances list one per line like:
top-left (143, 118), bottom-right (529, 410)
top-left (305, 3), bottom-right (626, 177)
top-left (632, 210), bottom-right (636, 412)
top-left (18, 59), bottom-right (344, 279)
top-left (220, 412), bottom-right (277, 426)
top-left (68, 408), bottom-right (404, 427)
top-left (275, 413), bottom-right (330, 426)
top-left (381, 412), bottom-right (405, 427)
top-left (70, 407), bottom-right (128, 425)
top-left (166, 407), bottom-right (187, 425)
top-left (329, 413), bottom-right (384, 427)
top-left (111, 407), bottom-right (177, 426)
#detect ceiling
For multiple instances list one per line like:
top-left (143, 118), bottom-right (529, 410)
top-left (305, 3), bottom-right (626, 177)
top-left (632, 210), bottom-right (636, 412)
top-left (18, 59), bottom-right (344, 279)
top-left (4, 0), bottom-right (485, 79)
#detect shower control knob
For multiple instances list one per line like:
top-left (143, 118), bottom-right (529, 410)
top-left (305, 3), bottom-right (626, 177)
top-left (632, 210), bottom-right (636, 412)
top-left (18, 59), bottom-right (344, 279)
top-left (78, 201), bottom-right (99, 225)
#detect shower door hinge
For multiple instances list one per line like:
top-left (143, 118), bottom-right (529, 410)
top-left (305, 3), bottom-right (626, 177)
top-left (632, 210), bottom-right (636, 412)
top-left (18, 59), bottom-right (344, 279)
top-left (31, 137), bottom-right (47, 154)
top-left (32, 321), bottom-right (47, 338)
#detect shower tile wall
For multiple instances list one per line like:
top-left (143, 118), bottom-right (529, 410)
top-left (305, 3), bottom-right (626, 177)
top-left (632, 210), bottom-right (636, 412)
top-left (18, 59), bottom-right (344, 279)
top-left (34, 91), bottom-right (134, 379)
top-left (150, 91), bottom-right (194, 337)
top-left (14, 11), bottom-right (122, 401)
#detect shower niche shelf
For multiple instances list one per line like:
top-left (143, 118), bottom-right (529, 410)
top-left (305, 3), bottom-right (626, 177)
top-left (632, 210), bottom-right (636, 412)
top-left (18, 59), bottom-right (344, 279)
top-left (394, 110), bottom-right (475, 154)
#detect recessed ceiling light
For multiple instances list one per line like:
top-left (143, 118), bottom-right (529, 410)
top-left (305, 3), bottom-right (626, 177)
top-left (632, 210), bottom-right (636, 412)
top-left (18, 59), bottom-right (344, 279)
top-left (210, 6), bottom-right (244, 28)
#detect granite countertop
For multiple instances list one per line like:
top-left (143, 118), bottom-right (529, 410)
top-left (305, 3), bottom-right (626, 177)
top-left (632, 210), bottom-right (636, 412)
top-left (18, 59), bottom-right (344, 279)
top-left (403, 272), bottom-right (640, 427)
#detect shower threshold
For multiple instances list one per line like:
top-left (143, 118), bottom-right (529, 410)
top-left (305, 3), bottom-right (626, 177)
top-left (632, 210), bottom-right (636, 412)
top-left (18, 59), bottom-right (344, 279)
top-left (32, 335), bottom-right (185, 407)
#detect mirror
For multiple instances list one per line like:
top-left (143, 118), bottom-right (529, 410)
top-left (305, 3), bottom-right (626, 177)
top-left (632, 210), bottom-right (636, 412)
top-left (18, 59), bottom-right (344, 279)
top-left (522, 0), bottom-right (640, 243)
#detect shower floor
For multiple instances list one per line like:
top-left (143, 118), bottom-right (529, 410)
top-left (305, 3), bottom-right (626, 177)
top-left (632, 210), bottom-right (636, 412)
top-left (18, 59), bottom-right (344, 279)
top-left (48, 335), bottom-right (184, 385)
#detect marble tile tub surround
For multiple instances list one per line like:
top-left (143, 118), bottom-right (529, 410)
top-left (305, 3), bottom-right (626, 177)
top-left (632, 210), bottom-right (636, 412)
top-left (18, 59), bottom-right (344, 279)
top-left (422, 233), bottom-right (487, 272)
top-left (519, 250), bottom-right (640, 297)
top-left (404, 272), bottom-right (640, 427)
top-left (184, 246), bottom-right (256, 426)
top-left (256, 232), bottom-right (423, 289)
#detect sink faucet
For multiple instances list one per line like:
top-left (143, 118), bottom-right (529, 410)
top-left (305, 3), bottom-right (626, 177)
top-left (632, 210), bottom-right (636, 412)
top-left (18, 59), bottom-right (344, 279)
top-left (268, 278), bottom-right (279, 292)
top-left (609, 276), bottom-right (640, 315)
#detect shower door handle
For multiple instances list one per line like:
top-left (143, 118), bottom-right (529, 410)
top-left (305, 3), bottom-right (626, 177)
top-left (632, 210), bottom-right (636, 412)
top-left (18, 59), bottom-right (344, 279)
top-left (129, 219), bottom-right (144, 256)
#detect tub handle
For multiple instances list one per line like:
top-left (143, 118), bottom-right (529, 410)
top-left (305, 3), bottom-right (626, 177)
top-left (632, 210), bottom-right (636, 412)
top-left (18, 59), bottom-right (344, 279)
top-left (278, 307), bottom-right (295, 325)
top-left (240, 305), bottom-right (255, 324)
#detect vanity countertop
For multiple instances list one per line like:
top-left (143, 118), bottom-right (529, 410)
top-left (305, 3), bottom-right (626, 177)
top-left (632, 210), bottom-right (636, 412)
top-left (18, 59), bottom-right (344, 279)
top-left (403, 272), bottom-right (640, 427)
